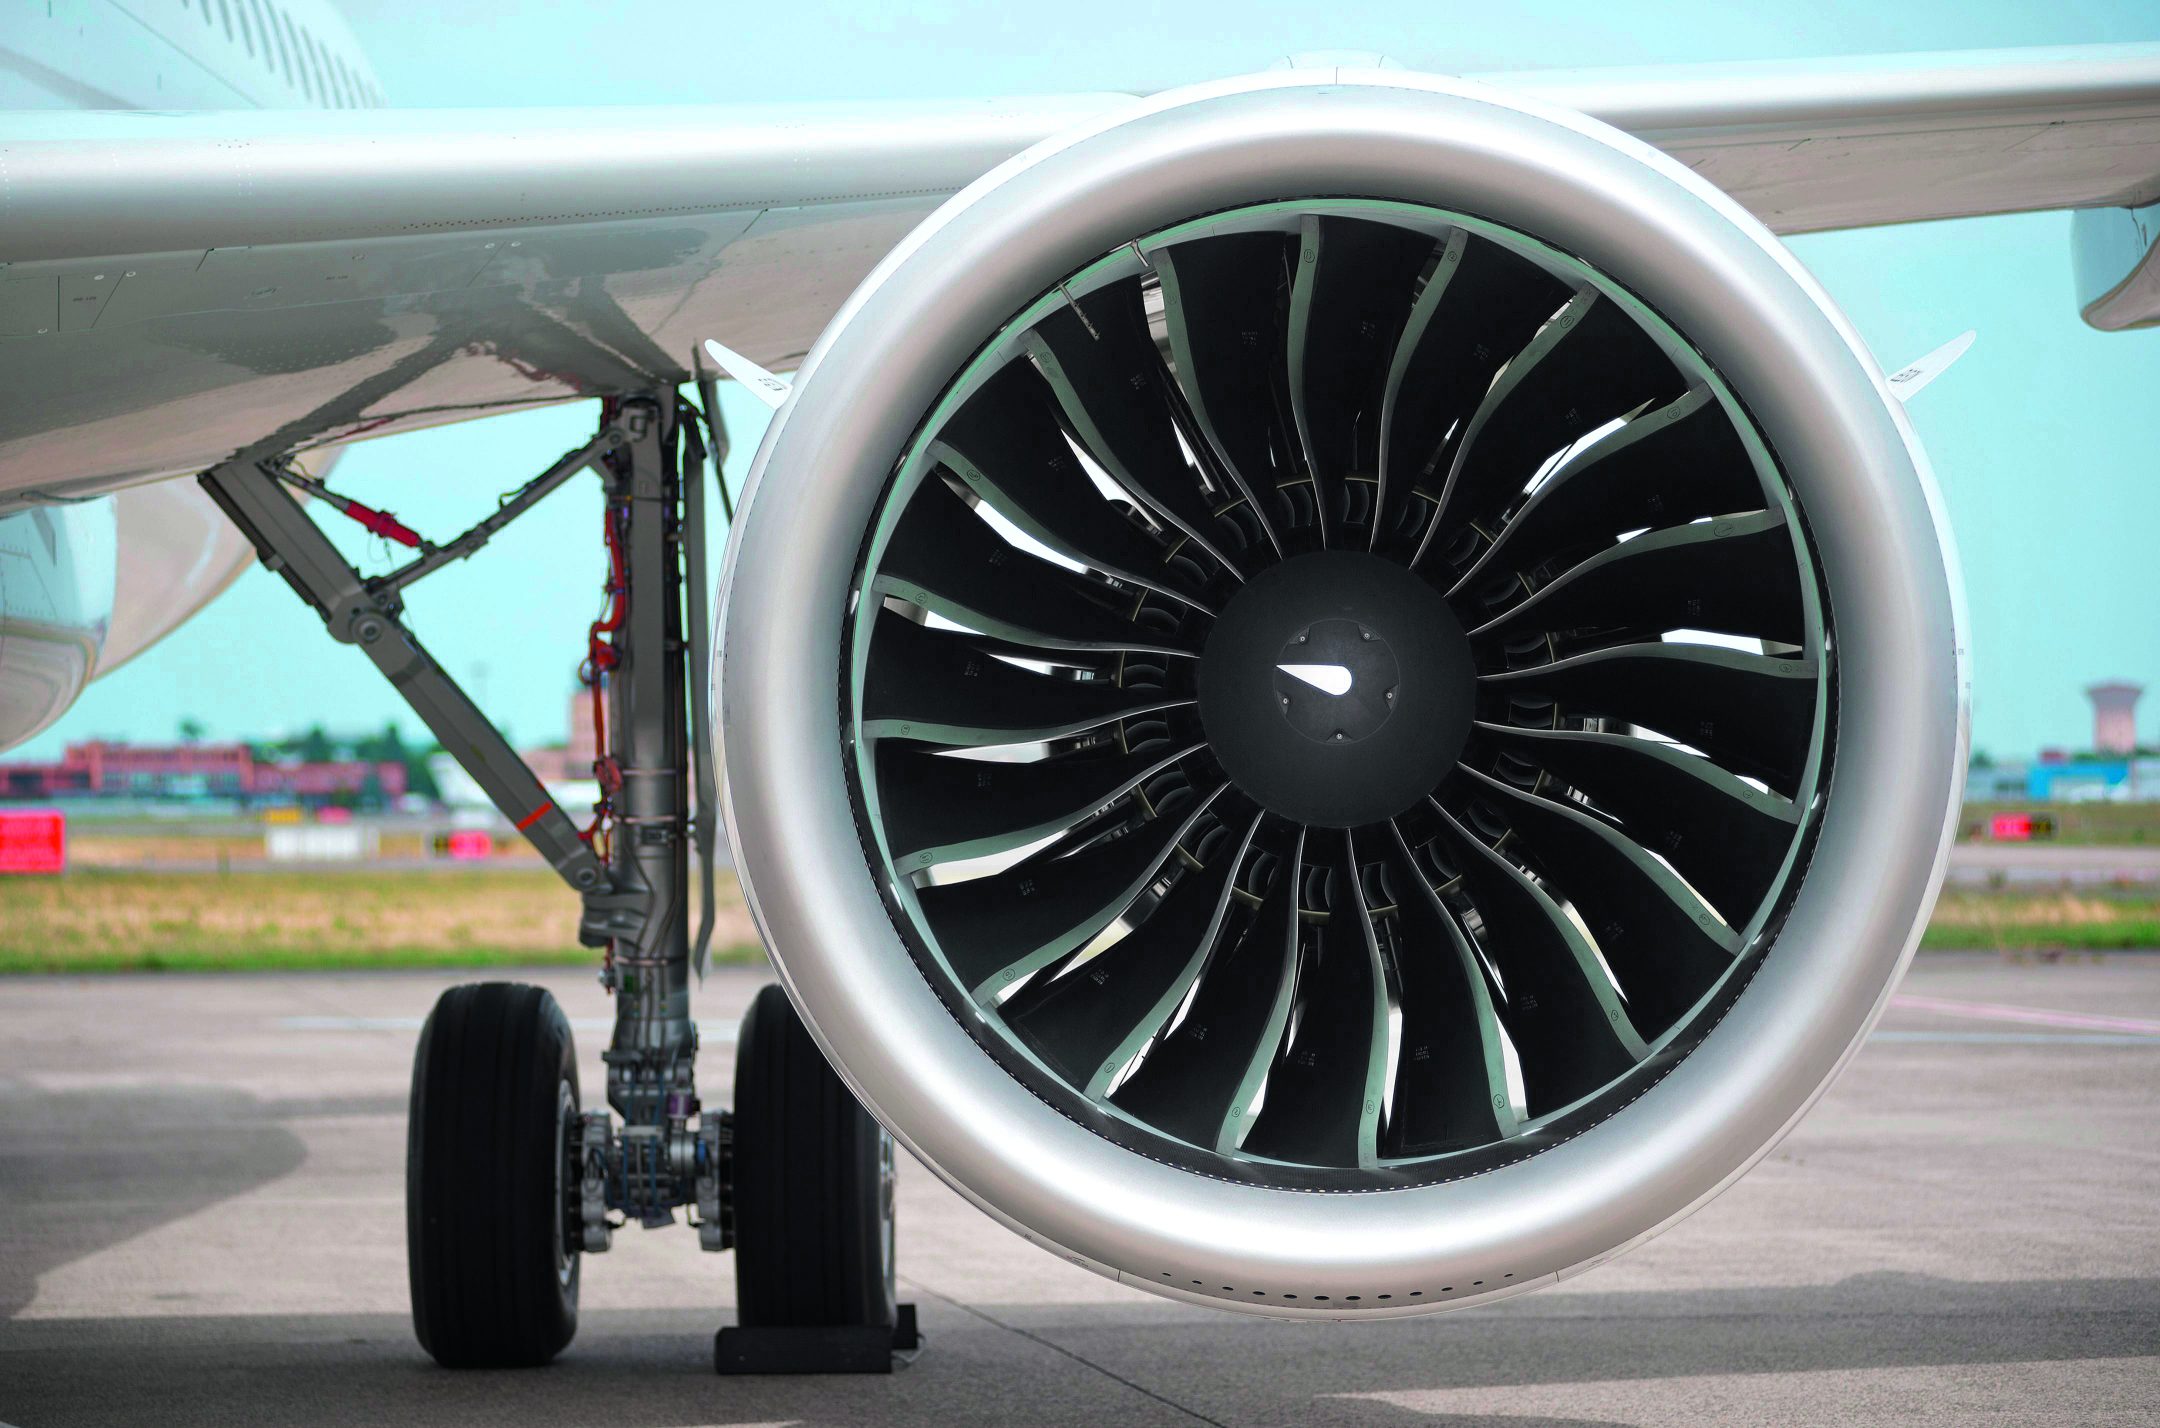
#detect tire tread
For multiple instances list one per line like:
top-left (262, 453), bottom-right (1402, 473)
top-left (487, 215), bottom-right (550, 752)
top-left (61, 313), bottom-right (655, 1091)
top-left (734, 984), bottom-right (894, 1328)
top-left (407, 981), bottom-right (578, 1368)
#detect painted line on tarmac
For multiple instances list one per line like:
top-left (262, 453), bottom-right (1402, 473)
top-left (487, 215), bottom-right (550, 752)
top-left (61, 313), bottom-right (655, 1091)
top-left (274, 1019), bottom-right (2160, 1054)
top-left (274, 1014), bottom-right (2155, 1049)
top-left (279, 1015), bottom-right (738, 1041)
top-left (1889, 993), bottom-right (2160, 1036)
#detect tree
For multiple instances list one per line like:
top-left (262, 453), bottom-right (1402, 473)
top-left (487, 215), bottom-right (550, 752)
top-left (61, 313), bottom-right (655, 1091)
top-left (356, 721), bottom-right (436, 802)
top-left (406, 746), bottom-right (443, 803)
top-left (177, 717), bottom-right (206, 744)
top-left (297, 723), bottom-right (336, 764)
top-left (354, 720), bottom-right (408, 764)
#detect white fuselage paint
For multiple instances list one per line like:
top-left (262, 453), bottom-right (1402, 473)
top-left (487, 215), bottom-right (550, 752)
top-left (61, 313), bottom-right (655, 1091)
top-left (0, 0), bottom-right (375, 750)
top-left (0, 0), bottom-right (382, 111)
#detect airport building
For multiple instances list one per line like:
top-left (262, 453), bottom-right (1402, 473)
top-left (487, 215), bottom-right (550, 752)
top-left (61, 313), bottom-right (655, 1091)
top-left (0, 739), bottom-right (408, 806)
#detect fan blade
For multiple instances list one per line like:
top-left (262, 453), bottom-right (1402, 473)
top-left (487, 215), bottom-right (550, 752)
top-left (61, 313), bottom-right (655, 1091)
top-left (1482, 643), bottom-right (1818, 796)
top-left (876, 475), bottom-right (1201, 657)
top-left (1453, 387), bottom-right (1761, 589)
top-left (1241, 829), bottom-right (1391, 1168)
top-left (1111, 826), bottom-right (1304, 1151)
top-left (861, 610), bottom-right (1192, 746)
top-left (1379, 232), bottom-right (1570, 548)
top-left (1422, 289), bottom-right (1683, 561)
top-left (1028, 286), bottom-right (1249, 579)
top-left (1436, 808), bottom-right (1646, 1116)
top-left (1461, 767), bottom-right (1738, 1037)
top-left (1468, 511), bottom-right (1805, 647)
top-left (1379, 821), bottom-right (1516, 1154)
top-left (1476, 722), bottom-right (1802, 929)
top-left (917, 783), bottom-right (1227, 997)
top-left (1004, 810), bottom-right (1265, 1094)
top-left (1288, 215), bottom-right (1442, 548)
top-left (876, 739), bottom-right (1203, 867)
top-left (1149, 234), bottom-right (1300, 555)
top-left (931, 361), bottom-right (1211, 609)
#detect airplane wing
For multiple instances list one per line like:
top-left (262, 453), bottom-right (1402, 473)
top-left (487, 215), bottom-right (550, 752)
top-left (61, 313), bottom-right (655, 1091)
top-left (2, 44), bottom-right (2157, 510)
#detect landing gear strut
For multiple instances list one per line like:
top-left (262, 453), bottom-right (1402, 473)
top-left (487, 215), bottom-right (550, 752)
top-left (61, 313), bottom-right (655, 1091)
top-left (200, 384), bottom-right (910, 1371)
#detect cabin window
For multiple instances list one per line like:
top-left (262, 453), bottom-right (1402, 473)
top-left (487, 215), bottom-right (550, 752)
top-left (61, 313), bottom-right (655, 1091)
top-left (301, 28), bottom-right (334, 106)
top-left (262, 3), bottom-right (293, 84)
top-left (246, 1), bottom-right (275, 72)
top-left (281, 12), bottom-right (314, 101)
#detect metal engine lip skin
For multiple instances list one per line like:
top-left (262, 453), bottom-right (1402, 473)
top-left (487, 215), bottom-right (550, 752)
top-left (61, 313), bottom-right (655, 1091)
top-left (718, 70), bottom-right (1968, 1320)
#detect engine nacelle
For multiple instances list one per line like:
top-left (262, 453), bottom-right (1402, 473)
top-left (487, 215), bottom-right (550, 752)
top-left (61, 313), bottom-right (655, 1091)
top-left (0, 499), bottom-right (112, 752)
top-left (719, 71), bottom-right (1966, 1318)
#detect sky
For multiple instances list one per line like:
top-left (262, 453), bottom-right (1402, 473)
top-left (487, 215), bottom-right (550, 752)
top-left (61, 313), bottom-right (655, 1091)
top-left (16, 0), bottom-right (2159, 763)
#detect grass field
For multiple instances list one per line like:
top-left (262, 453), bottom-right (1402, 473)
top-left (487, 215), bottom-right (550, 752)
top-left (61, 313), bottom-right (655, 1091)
top-left (1, 863), bottom-right (2153, 973)
top-left (0, 868), bottom-right (763, 974)
top-left (1920, 887), bottom-right (2160, 953)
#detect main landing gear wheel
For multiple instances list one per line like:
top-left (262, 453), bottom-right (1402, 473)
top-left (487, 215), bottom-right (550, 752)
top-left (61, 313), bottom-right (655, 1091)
top-left (732, 984), bottom-right (898, 1330)
top-left (725, 980), bottom-right (894, 1322)
top-left (407, 982), bottom-right (581, 1368)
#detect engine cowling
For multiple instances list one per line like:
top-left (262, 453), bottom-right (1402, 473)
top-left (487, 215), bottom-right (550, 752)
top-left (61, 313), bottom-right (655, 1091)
top-left (718, 71), bottom-right (1966, 1318)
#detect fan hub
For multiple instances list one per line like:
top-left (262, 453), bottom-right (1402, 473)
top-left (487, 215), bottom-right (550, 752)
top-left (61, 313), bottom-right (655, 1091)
top-left (1198, 551), bottom-right (1473, 827)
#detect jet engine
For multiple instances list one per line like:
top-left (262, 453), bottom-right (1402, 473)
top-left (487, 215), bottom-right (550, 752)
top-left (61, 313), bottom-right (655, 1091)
top-left (717, 71), bottom-right (1966, 1318)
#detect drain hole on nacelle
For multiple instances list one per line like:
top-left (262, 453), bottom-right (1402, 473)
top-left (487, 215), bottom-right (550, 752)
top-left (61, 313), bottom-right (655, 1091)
top-left (1158, 1272), bottom-right (1519, 1303)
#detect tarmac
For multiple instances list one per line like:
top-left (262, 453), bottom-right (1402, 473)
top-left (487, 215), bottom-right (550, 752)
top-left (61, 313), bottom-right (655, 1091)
top-left (1, 952), bottom-right (2155, 1426)
top-left (1944, 842), bottom-right (2160, 885)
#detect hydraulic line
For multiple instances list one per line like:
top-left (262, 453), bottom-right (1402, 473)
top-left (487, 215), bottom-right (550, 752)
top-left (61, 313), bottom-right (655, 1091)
top-left (274, 466), bottom-right (423, 547)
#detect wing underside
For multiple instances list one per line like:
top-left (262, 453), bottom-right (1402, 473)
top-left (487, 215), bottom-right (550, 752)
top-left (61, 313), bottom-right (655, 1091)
top-left (0, 44), bottom-right (2155, 506)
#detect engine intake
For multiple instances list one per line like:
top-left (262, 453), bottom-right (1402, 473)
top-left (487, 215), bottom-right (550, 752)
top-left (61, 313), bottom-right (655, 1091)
top-left (719, 71), bottom-right (1965, 1317)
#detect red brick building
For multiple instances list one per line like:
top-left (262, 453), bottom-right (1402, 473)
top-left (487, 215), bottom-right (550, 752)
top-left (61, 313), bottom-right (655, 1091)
top-left (0, 741), bottom-right (406, 804)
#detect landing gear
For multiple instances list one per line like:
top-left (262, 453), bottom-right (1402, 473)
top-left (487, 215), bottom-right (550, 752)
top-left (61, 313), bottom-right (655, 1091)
top-left (406, 983), bottom-right (581, 1369)
top-left (203, 382), bottom-right (914, 1374)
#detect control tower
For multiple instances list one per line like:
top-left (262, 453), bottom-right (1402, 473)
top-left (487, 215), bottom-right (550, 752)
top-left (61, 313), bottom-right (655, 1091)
top-left (2088, 682), bottom-right (2144, 755)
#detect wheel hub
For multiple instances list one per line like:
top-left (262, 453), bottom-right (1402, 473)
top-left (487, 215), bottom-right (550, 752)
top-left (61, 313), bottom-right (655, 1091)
top-left (1198, 551), bottom-right (1473, 828)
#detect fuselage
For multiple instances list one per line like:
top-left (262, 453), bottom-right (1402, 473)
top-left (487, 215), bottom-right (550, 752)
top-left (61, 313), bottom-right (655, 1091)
top-left (0, 0), bottom-right (375, 750)
top-left (1, 0), bottom-right (380, 111)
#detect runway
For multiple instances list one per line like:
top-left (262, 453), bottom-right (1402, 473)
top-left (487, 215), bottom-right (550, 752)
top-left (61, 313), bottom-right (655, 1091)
top-left (1, 953), bottom-right (2154, 1426)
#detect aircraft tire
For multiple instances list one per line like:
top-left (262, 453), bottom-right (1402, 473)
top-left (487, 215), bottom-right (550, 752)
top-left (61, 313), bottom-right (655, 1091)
top-left (732, 983), bottom-right (897, 1328)
top-left (407, 982), bottom-right (581, 1367)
